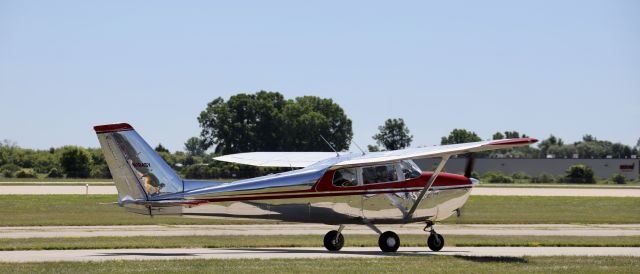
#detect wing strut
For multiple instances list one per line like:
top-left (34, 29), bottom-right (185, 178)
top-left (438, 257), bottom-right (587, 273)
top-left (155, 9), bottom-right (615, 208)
top-left (406, 155), bottom-right (451, 219)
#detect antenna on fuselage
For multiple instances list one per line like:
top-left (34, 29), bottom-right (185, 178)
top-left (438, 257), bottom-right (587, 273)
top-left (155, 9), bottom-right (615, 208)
top-left (320, 135), bottom-right (340, 157)
top-left (352, 140), bottom-right (366, 156)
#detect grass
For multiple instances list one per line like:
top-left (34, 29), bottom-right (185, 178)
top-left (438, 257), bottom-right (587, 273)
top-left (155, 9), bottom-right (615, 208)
top-left (1, 256), bottom-right (638, 273)
top-left (0, 195), bottom-right (638, 226)
top-left (0, 235), bottom-right (639, 251)
top-left (0, 195), bottom-right (270, 226)
top-left (443, 196), bottom-right (640, 224)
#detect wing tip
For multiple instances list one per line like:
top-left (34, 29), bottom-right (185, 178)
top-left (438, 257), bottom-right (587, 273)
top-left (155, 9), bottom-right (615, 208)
top-left (489, 137), bottom-right (538, 146)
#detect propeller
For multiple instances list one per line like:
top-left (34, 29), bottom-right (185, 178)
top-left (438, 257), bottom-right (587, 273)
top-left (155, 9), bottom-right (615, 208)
top-left (463, 153), bottom-right (476, 178)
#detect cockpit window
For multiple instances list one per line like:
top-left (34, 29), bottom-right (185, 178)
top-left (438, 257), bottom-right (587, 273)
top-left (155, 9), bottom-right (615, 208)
top-left (400, 160), bottom-right (422, 180)
top-left (332, 168), bottom-right (359, 187)
top-left (362, 164), bottom-right (398, 185)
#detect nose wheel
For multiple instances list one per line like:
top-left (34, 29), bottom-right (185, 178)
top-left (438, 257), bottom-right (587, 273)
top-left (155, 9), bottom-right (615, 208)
top-left (427, 232), bottom-right (444, 251)
top-left (424, 221), bottom-right (445, 251)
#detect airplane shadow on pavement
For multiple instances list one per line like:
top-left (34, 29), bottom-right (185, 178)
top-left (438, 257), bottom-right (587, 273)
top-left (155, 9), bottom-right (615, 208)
top-left (97, 248), bottom-right (470, 258)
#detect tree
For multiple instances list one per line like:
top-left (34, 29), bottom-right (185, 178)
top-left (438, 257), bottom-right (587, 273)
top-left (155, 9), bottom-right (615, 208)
top-left (481, 171), bottom-right (513, 183)
top-left (610, 173), bottom-right (626, 184)
top-left (372, 118), bottom-right (413, 150)
top-left (155, 144), bottom-right (169, 153)
top-left (46, 168), bottom-right (63, 178)
top-left (58, 147), bottom-right (92, 178)
top-left (504, 131), bottom-right (520, 139)
top-left (583, 134), bottom-right (596, 142)
top-left (492, 132), bottom-right (505, 140)
top-left (184, 137), bottom-right (206, 156)
top-left (531, 172), bottom-right (555, 183)
top-left (15, 169), bottom-right (37, 178)
top-left (367, 145), bottom-right (380, 152)
top-left (198, 91), bottom-right (287, 154)
top-left (281, 96), bottom-right (353, 151)
top-left (563, 164), bottom-right (595, 184)
top-left (538, 135), bottom-right (564, 157)
top-left (198, 91), bottom-right (352, 154)
top-left (440, 129), bottom-right (481, 145)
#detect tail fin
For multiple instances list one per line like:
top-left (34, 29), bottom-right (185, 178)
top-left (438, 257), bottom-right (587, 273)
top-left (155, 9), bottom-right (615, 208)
top-left (94, 123), bottom-right (183, 205)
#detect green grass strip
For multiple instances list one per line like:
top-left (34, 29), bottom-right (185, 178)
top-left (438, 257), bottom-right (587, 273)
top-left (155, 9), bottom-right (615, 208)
top-left (1, 256), bottom-right (638, 274)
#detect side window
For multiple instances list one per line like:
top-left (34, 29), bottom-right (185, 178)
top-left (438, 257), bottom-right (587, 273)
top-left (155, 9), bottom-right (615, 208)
top-left (332, 168), bottom-right (359, 187)
top-left (400, 160), bottom-right (422, 180)
top-left (362, 164), bottom-right (398, 185)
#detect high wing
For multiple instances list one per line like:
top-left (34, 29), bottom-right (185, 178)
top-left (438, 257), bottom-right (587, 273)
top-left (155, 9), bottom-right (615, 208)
top-left (333, 138), bottom-right (538, 168)
top-left (214, 152), bottom-right (348, 168)
top-left (213, 138), bottom-right (538, 169)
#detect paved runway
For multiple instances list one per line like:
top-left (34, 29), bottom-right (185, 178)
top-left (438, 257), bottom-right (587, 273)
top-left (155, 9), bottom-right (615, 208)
top-left (2, 224), bottom-right (638, 239)
top-left (1, 247), bottom-right (638, 262)
top-left (1, 185), bottom-right (639, 196)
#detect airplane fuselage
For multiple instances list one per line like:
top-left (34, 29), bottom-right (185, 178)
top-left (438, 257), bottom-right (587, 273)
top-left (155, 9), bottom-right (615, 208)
top-left (172, 171), bottom-right (474, 225)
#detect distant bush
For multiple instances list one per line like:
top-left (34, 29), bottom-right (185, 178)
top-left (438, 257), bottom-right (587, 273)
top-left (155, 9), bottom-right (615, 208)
top-left (15, 169), bottom-right (37, 178)
top-left (482, 171), bottom-right (513, 184)
top-left (1, 163), bottom-right (20, 173)
top-left (563, 164), bottom-right (596, 184)
top-left (46, 168), bottom-right (63, 178)
top-left (470, 171), bottom-right (480, 179)
top-left (1, 169), bottom-right (13, 178)
top-left (511, 171), bottom-right (531, 180)
top-left (0, 164), bottom-right (20, 178)
top-left (90, 164), bottom-right (111, 179)
top-left (531, 172), bottom-right (555, 183)
top-left (58, 147), bottom-right (92, 178)
top-left (610, 173), bottom-right (627, 185)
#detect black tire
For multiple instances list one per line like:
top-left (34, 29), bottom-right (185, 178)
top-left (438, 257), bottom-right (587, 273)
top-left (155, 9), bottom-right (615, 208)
top-left (323, 230), bottom-right (344, 251)
top-left (378, 231), bottom-right (400, 252)
top-left (427, 233), bottom-right (445, 251)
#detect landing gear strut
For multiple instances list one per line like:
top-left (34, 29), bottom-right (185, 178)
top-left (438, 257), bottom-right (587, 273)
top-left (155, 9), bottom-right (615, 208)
top-left (323, 225), bottom-right (345, 251)
top-left (424, 221), bottom-right (444, 251)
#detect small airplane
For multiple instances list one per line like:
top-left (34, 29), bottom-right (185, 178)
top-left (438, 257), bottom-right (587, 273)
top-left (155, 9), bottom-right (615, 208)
top-left (94, 123), bottom-right (537, 252)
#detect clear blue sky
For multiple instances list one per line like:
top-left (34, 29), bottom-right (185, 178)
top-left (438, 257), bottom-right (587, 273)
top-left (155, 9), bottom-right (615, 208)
top-left (1, 0), bottom-right (638, 152)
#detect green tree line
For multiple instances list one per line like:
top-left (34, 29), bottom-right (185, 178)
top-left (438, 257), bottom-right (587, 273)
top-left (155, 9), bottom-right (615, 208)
top-left (1, 91), bottom-right (638, 180)
top-left (438, 129), bottom-right (639, 159)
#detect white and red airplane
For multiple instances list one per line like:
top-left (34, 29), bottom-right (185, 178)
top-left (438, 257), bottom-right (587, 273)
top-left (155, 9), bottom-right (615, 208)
top-left (94, 123), bottom-right (537, 252)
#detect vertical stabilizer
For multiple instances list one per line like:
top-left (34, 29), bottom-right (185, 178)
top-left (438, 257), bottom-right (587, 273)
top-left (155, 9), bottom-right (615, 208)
top-left (94, 123), bottom-right (183, 204)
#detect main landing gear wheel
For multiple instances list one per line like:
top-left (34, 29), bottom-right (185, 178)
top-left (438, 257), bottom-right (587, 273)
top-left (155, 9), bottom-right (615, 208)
top-left (427, 233), bottom-right (445, 251)
top-left (323, 230), bottom-right (344, 251)
top-left (378, 231), bottom-right (400, 252)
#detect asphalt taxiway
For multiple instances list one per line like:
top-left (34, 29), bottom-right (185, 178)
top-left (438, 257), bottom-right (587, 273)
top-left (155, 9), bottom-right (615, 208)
top-left (2, 224), bottom-right (639, 238)
top-left (0, 247), bottom-right (638, 262)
